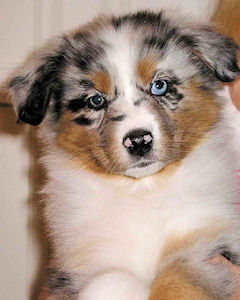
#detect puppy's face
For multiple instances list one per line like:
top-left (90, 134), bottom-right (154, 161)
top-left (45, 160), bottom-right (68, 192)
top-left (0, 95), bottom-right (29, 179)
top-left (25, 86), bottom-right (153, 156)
top-left (9, 11), bottom-right (240, 178)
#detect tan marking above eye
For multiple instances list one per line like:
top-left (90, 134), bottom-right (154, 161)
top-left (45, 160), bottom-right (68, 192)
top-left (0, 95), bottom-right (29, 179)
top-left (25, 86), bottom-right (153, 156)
top-left (91, 71), bottom-right (112, 95)
top-left (137, 57), bottom-right (157, 85)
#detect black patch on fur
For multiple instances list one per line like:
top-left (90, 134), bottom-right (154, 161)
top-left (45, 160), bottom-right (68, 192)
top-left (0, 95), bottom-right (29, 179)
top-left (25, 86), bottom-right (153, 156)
top-left (72, 43), bottom-right (103, 72)
top-left (214, 57), bottom-right (240, 82)
top-left (144, 36), bottom-right (158, 48)
top-left (63, 36), bottom-right (104, 73)
top-left (72, 31), bottom-right (89, 41)
top-left (112, 17), bottom-right (123, 29)
top-left (134, 98), bottom-right (146, 106)
top-left (52, 80), bottom-right (64, 121)
top-left (75, 54), bottom-right (91, 72)
top-left (9, 75), bottom-right (29, 88)
top-left (112, 10), bottom-right (167, 30)
top-left (153, 78), bottom-right (183, 111)
top-left (110, 114), bottom-right (126, 122)
top-left (177, 34), bottom-right (197, 48)
top-left (74, 115), bottom-right (93, 126)
top-left (17, 51), bottom-right (65, 126)
top-left (130, 11), bottom-right (165, 27)
top-left (222, 251), bottom-right (240, 265)
top-left (67, 95), bottom-right (87, 112)
top-left (47, 269), bottom-right (78, 295)
top-left (144, 28), bottom-right (178, 51)
top-left (79, 79), bottom-right (94, 89)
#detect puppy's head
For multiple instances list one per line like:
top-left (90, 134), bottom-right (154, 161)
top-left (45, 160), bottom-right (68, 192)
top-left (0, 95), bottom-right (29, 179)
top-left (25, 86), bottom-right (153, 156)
top-left (9, 11), bottom-right (240, 178)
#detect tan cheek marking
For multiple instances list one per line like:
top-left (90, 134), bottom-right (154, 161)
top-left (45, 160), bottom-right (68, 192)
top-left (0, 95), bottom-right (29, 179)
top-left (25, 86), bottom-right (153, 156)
top-left (56, 112), bottom-right (128, 179)
top-left (174, 80), bottom-right (220, 155)
top-left (56, 112), bottom-right (106, 174)
top-left (137, 58), bottom-right (157, 85)
top-left (91, 71), bottom-right (112, 95)
top-left (149, 261), bottom-right (213, 300)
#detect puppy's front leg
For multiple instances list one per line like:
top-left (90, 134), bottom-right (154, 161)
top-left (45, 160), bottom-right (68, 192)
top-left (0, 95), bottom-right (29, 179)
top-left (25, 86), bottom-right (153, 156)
top-left (149, 262), bottom-right (214, 300)
top-left (79, 271), bottom-right (149, 300)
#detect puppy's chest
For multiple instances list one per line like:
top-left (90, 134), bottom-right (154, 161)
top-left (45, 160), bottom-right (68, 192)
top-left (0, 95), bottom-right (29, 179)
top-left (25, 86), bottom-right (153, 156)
top-left (64, 185), bottom-right (222, 282)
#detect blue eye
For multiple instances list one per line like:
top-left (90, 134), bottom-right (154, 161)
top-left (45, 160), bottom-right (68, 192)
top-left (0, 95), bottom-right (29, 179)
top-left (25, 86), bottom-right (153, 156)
top-left (151, 80), bottom-right (168, 96)
top-left (88, 95), bottom-right (106, 110)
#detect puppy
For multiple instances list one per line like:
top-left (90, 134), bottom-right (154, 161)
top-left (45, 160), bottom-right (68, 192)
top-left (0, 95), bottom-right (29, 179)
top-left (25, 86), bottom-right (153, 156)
top-left (8, 10), bottom-right (240, 300)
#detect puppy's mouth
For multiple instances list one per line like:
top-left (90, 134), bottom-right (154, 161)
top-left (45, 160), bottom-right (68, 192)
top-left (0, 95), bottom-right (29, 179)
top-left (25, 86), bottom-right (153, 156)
top-left (130, 160), bottom-right (155, 168)
top-left (122, 160), bottom-right (164, 178)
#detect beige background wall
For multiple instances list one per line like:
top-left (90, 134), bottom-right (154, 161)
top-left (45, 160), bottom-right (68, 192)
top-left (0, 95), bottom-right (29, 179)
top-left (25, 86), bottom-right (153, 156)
top-left (0, 1), bottom-right (218, 299)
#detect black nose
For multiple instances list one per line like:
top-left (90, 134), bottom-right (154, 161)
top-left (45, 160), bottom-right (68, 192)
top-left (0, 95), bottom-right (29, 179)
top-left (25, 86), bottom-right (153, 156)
top-left (123, 129), bottom-right (153, 157)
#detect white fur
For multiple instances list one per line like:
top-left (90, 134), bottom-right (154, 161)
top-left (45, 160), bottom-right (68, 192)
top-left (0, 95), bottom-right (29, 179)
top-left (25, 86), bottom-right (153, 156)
top-left (124, 161), bottom-right (164, 178)
top-left (79, 271), bottom-right (149, 300)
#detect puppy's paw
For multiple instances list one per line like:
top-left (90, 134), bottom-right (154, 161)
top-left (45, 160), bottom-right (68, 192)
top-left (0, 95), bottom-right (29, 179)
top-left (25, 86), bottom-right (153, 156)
top-left (79, 271), bottom-right (149, 300)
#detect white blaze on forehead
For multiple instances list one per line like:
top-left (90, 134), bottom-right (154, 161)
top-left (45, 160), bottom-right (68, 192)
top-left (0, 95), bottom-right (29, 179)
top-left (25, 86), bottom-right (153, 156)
top-left (100, 28), bottom-right (162, 142)
top-left (102, 27), bottom-right (138, 102)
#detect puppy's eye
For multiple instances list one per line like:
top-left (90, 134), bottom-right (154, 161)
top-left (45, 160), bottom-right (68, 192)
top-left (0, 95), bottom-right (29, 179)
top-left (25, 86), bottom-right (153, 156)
top-left (88, 95), bottom-right (106, 110)
top-left (151, 80), bottom-right (168, 96)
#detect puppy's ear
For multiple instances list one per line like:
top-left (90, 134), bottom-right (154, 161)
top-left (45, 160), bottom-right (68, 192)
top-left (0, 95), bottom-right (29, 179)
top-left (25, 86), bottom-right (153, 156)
top-left (182, 26), bottom-right (240, 83)
top-left (8, 38), bottom-right (64, 125)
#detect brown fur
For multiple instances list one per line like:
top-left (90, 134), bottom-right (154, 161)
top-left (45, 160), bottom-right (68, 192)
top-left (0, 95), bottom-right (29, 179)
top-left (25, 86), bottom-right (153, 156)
top-left (161, 222), bottom-right (228, 259)
top-left (149, 261), bottom-right (213, 300)
top-left (57, 112), bottom-right (105, 174)
top-left (174, 80), bottom-right (220, 155)
top-left (91, 71), bottom-right (112, 95)
top-left (56, 112), bottom-right (126, 178)
top-left (137, 57), bottom-right (157, 84)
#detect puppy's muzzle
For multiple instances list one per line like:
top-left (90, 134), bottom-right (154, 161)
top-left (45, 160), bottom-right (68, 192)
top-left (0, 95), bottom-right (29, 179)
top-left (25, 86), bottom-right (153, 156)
top-left (123, 129), bottom-right (153, 157)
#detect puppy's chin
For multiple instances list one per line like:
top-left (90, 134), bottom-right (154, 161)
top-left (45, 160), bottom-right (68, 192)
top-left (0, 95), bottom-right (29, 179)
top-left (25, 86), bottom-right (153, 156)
top-left (122, 161), bottom-right (164, 178)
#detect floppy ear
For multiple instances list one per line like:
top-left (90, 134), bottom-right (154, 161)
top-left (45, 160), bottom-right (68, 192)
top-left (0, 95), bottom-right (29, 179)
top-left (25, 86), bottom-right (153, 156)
top-left (8, 38), bottom-right (64, 126)
top-left (181, 25), bottom-right (240, 83)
